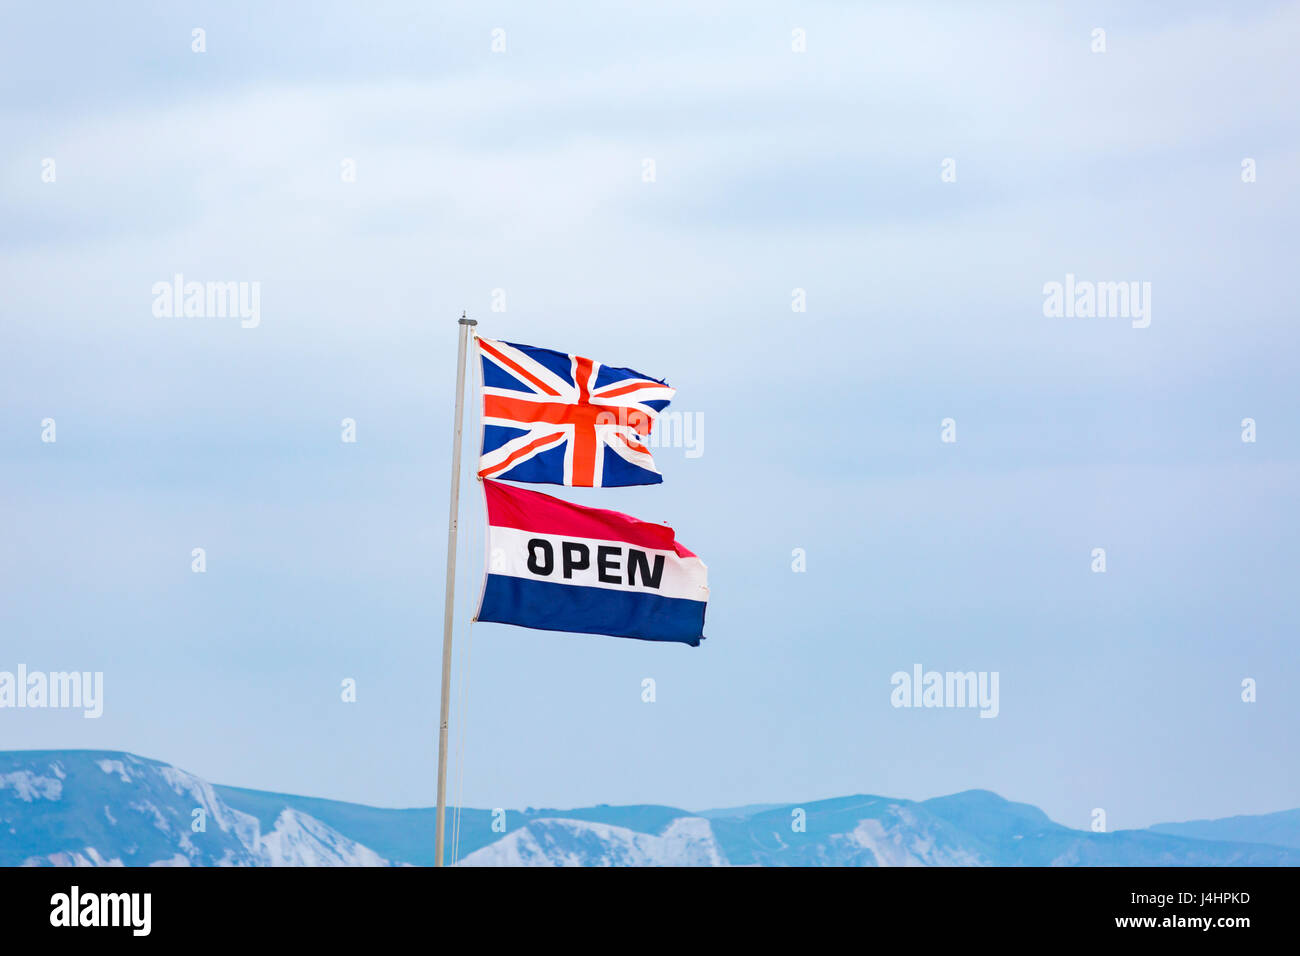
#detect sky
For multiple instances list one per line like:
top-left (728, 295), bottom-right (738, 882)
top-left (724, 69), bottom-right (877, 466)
top-left (2, 1), bottom-right (1298, 831)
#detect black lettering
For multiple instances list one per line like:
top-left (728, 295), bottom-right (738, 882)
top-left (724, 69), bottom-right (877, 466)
top-left (597, 545), bottom-right (622, 584)
top-left (627, 549), bottom-right (665, 589)
top-left (526, 539), bottom-right (554, 576)
top-left (561, 542), bottom-right (590, 579)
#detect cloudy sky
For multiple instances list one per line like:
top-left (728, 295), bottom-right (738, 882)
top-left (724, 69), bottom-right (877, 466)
top-left (2, 1), bottom-right (1298, 830)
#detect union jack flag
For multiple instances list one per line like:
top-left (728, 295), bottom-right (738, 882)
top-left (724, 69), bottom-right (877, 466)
top-left (476, 337), bottom-right (676, 487)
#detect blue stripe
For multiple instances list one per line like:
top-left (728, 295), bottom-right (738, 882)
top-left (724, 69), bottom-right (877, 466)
top-left (477, 575), bottom-right (705, 647)
top-left (500, 340), bottom-right (576, 384)
top-left (599, 443), bottom-right (662, 486)
top-left (482, 423), bottom-right (529, 454)
top-left (480, 354), bottom-right (534, 392)
top-left (593, 361), bottom-right (667, 391)
top-left (497, 441), bottom-right (567, 484)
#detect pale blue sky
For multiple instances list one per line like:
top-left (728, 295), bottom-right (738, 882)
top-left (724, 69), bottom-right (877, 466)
top-left (2, 1), bottom-right (1298, 830)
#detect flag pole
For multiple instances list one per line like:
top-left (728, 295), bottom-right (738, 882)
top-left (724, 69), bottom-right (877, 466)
top-left (436, 311), bottom-right (476, 867)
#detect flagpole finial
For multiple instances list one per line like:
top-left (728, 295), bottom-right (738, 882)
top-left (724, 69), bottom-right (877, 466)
top-left (459, 310), bottom-right (477, 326)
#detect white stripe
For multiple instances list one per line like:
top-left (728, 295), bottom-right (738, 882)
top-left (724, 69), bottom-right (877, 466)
top-left (487, 527), bottom-right (708, 602)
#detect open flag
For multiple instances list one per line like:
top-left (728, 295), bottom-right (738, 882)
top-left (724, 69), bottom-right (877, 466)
top-left (476, 337), bottom-right (675, 487)
top-left (475, 479), bottom-right (708, 646)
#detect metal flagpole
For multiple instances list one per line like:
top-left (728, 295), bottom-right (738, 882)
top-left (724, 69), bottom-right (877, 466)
top-left (436, 311), bottom-right (476, 867)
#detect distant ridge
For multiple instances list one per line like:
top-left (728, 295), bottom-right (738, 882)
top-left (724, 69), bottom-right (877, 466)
top-left (1150, 809), bottom-right (1300, 850)
top-left (3, 750), bottom-right (1297, 867)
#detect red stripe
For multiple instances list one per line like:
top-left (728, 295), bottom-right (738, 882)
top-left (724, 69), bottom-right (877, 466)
top-left (571, 356), bottom-right (597, 486)
top-left (484, 393), bottom-right (602, 426)
top-left (483, 479), bottom-right (694, 555)
top-left (595, 379), bottom-right (667, 399)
